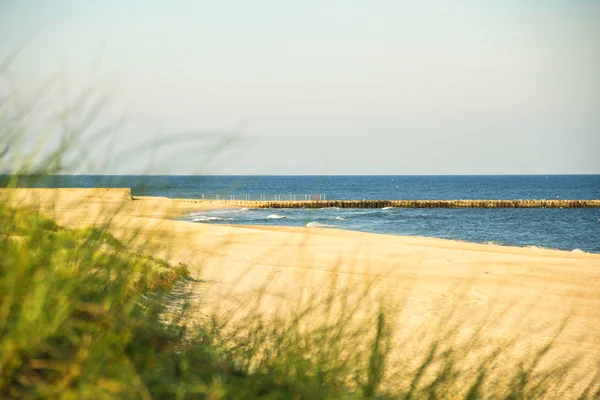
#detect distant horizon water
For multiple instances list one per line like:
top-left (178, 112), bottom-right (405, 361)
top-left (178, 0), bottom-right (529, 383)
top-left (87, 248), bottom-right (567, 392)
top-left (4, 174), bottom-right (600, 253)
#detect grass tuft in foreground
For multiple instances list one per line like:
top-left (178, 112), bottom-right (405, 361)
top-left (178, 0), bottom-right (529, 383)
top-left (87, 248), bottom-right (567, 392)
top-left (0, 202), bottom-right (396, 399)
top-left (0, 204), bottom-right (198, 398)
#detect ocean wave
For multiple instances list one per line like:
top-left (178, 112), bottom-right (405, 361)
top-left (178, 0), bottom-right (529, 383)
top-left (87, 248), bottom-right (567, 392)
top-left (320, 207), bottom-right (341, 210)
top-left (191, 216), bottom-right (225, 222)
top-left (572, 248), bottom-right (585, 253)
top-left (525, 245), bottom-right (549, 250)
top-left (214, 208), bottom-right (249, 214)
top-left (306, 221), bottom-right (331, 228)
top-left (381, 206), bottom-right (395, 210)
top-left (189, 208), bottom-right (247, 217)
top-left (327, 216), bottom-right (346, 221)
top-left (267, 214), bottom-right (286, 219)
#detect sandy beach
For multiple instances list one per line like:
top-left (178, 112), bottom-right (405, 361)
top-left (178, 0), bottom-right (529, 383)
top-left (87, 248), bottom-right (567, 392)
top-left (3, 188), bottom-right (600, 392)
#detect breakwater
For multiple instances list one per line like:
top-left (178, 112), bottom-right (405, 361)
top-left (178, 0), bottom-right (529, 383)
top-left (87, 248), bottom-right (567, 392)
top-left (224, 199), bottom-right (600, 209)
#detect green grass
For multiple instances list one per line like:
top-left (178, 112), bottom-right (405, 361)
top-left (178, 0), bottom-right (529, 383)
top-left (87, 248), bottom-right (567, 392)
top-left (0, 202), bottom-right (397, 399)
top-left (0, 204), bottom-right (193, 398)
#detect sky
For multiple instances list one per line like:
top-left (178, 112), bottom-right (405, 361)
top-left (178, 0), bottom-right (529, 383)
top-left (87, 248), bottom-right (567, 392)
top-left (1, 1), bottom-right (599, 175)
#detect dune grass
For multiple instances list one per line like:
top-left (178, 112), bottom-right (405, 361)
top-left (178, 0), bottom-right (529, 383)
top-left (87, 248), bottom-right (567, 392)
top-left (0, 197), bottom-right (399, 398)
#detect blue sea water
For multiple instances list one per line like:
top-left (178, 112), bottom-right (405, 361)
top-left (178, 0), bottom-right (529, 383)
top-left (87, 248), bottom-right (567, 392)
top-left (6, 175), bottom-right (600, 253)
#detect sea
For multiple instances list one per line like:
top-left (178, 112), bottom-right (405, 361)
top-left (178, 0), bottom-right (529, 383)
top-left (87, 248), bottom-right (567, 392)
top-left (6, 175), bottom-right (600, 254)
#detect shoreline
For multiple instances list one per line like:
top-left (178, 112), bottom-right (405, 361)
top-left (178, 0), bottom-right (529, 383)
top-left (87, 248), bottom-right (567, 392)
top-left (176, 203), bottom-right (600, 255)
top-left (212, 221), bottom-right (599, 255)
top-left (230, 223), bottom-right (600, 258)
top-left (2, 188), bottom-right (598, 255)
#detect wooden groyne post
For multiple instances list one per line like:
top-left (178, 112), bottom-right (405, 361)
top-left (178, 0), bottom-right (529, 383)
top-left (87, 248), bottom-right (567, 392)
top-left (222, 199), bottom-right (600, 209)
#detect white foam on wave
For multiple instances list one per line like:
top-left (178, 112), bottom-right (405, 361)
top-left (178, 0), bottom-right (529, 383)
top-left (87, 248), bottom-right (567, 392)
top-left (320, 207), bottom-right (341, 210)
top-left (525, 245), bottom-right (549, 250)
top-left (190, 208), bottom-right (248, 217)
top-left (572, 248), bottom-right (585, 253)
top-left (215, 208), bottom-right (249, 214)
top-left (328, 216), bottom-right (346, 221)
top-left (382, 207), bottom-right (395, 210)
top-left (191, 216), bottom-right (225, 222)
top-left (267, 214), bottom-right (285, 219)
top-left (306, 221), bottom-right (331, 228)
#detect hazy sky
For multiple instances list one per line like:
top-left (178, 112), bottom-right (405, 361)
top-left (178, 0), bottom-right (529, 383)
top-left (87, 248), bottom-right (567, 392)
top-left (1, 1), bottom-right (599, 174)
